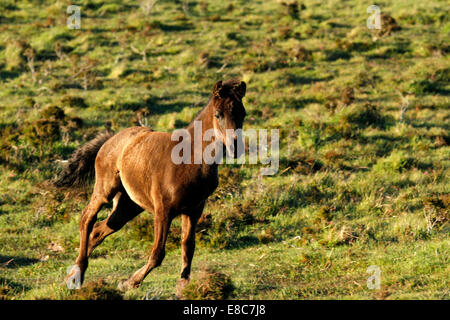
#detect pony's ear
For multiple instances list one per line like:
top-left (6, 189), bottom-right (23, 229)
top-left (213, 80), bottom-right (223, 97)
top-left (234, 81), bottom-right (246, 99)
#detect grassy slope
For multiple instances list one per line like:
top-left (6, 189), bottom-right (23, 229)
top-left (0, 0), bottom-right (449, 299)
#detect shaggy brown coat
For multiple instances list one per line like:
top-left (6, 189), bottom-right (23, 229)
top-left (57, 79), bottom-right (246, 293)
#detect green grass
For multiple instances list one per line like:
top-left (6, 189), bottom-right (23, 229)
top-left (0, 0), bottom-right (449, 300)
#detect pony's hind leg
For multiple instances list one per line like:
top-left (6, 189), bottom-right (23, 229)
top-left (65, 174), bottom-right (120, 288)
top-left (65, 191), bottom-right (106, 289)
top-left (87, 190), bottom-right (143, 256)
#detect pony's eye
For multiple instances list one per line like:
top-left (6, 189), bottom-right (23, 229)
top-left (215, 111), bottom-right (223, 119)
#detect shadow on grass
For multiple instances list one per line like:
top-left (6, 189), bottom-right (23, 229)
top-left (0, 70), bottom-right (21, 81)
top-left (294, 97), bottom-right (322, 108)
top-left (0, 207), bottom-right (9, 216)
top-left (365, 42), bottom-right (412, 60)
top-left (148, 100), bottom-right (193, 115)
top-left (325, 49), bottom-right (352, 61)
top-left (0, 255), bottom-right (40, 269)
top-left (159, 22), bottom-right (195, 32)
top-left (363, 138), bottom-right (401, 157)
top-left (0, 277), bottom-right (29, 299)
top-left (101, 94), bottom-right (192, 114)
top-left (285, 73), bottom-right (332, 86)
top-left (233, 235), bottom-right (260, 248)
top-left (409, 120), bottom-right (450, 131)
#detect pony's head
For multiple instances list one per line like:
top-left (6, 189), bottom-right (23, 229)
top-left (211, 79), bottom-right (247, 158)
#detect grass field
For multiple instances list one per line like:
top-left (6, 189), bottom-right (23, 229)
top-left (0, 0), bottom-right (449, 300)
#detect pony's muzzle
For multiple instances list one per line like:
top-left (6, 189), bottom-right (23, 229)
top-left (228, 136), bottom-right (244, 159)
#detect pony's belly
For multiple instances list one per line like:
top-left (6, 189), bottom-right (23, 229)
top-left (117, 130), bottom-right (219, 214)
top-left (120, 175), bottom-right (155, 213)
top-left (116, 132), bottom-right (169, 213)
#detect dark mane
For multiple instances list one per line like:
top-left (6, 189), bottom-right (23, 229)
top-left (192, 96), bottom-right (213, 123)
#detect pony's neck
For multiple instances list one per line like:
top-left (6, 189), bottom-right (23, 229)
top-left (186, 97), bottom-right (220, 167)
top-left (187, 98), bottom-right (213, 130)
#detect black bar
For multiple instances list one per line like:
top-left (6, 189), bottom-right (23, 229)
top-left (0, 300), bottom-right (446, 319)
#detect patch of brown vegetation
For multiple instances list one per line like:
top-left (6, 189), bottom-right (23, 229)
top-left (67, 279), bottom-right (123, 300)
top-left (423, 194), bottom-right (449, 231)
top-left (257, 227), bottom-right (275, 244)
top-left (375, 14), bottom-right (401, 37)
top-left (214, 167), bottom-right (243, 200)
top-left (280, 1), bottom-right (305, 19)
top-left (60, 95), bottom-right (88, 109)
top-left (179, 267), bottom-right (234, 300)
top-left (22, 106), bottom-right (84, 146)
top-left (315, 205), bottom-right (334, 224)
top-left (338, 225), bottom-right (359, 244)
top-left (434, 136), bottom-right (448, 148)
top-left (197, 52), bottom-right (221, 68)
top-left (289, 44), bottom-right (311, 62)
top-left (131, 107), bottom-right (150, 126)
top-left (340, 87), bottom-right (355, 106)
top-left (284, 150), bottom-right (323, 175)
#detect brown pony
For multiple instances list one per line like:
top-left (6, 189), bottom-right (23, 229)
top-left (56, 79), bottom-right (247, 293)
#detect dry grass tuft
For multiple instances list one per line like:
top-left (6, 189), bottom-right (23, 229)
top-left (179, 267), bottom-right (234, 300)
top-left (67, 279), bottom-right (123, 300)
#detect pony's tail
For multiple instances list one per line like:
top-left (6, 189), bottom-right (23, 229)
top-left (54, 131), bottom-right (114, 188)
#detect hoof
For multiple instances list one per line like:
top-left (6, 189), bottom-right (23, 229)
top-left (175, 278), bottom-right (190, 299)
top-left (65, 265), bottom-right (82, 290)
top-left (118, 279), bottom-right (138, 292)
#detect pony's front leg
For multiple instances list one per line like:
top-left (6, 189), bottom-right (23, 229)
top-left (176, 203), bottom-right (204, 298)
top-left (118, 211), bottom-right (173, 291)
